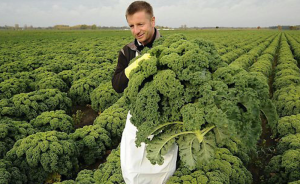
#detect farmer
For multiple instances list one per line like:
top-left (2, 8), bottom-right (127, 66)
top-left (112, 1), bottom-right (178, 184)
top-left (112, 0), bottom-right (160, 93)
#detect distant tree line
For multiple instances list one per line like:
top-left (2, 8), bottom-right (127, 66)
top-left (1, 24), bottom-right (299, 30)
top-left (52, 24), bottom-right (131, 30)
top-left (0, 24), bottom-right (129, 30)
top-left (269, 25), bottom-right (300, 30)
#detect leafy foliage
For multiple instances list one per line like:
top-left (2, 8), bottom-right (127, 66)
top-left (265, 149), bottom-right (300, 184)
top-left (69, 78), bottom-right (99, 105)
top-left (277, 133), bottom-right (300, 154)
top-left (0, 89), bottom-right (72, 120)
top-left (167, 148), bottom-right (252, 184)
top-left (94, 148), bottom-right (125, 184)
top-left (57, 70), bottom-right (74, 87)
top-left (29, 110), bottom-right (74, 133)
top-left (0, 78), bottom-right (29, 100)
top-left (273, 85), bottom-right (300, 117)
top-left (55, 148), bottom-right (125, 184)
top-left (277, 114), bottom-right (300, 137)
top-left (94, 96), bottom-right (129, 147)
top-left (69, 62), bottom-right (115, 105)
top-left (70, 125), bottom-right (111, 165)
top-left (0, 29), bottom-right (293, 184)
top-left (0, 118), bottom-right (36, 158)
top-left (124, 34), bottom-right (277, 170)
top-left (90, 81), bottom-right (122, 113)
top-left (0, 159), bottom-right (27, 184)
top-left (6, 131), bottom-right (79, 184)
top-left (35, 76), bottom-right (68, 92)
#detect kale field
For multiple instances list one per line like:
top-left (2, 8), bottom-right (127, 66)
top-left (1, 29), bottom-right (300, 184)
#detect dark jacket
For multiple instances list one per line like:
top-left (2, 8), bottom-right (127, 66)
top-left (112, 28), bottom-right (161, 93)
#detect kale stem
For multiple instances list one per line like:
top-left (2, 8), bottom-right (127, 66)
top-left (195, 125), bottom-right (215, 143)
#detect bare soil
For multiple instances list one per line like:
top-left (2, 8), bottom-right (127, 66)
top-left (71, 104), bottom-right (99, 128)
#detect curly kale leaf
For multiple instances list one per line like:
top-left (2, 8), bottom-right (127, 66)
top-left (6, 131), bottom-right (79, 184)
top-left (0, 118), bottom-right (36, 158)
top-left (3, 89), bottom-right (72, 120)
top-left (30, 110), bottom-right (74, 133)
top-left (70, 125), bottom-right (111, 165)
top-left (273, 85), bottom-right (300, 117)
top-left (93, 96), bottom-right (129, 146)
top-left (94, 148), bottom-right (125, 184)
top-left (146, 122), bottom-right (215, 170)
top-left (0, 159), bottom-right (27, 184)
top-left (90, 81), bottom-right (122, 113)
top-left (0, 78), bottom-right (29, 100)
top-left (35, 76), bottom-right (68, 92)
top-left (167, 148), bottom-right (252, 184)
top-left (277, 114), bottom-right (300, 137)
top-left (124, 34), bottom-right (276, 171)
top-left (266, 149), bottom-right (300, 184)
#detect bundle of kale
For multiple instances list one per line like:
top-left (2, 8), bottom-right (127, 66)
top-left (124, 34), bottom-right (277, 170)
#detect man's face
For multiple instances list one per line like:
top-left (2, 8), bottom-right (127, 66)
top-left (127, 11), bottom-right (155, 46)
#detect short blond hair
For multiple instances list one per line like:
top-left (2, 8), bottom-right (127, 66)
top-left (126, 1), bottom-right (153, 19)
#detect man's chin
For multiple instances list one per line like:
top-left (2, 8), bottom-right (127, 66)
top-left (136, 38), bottom-right (145, 44)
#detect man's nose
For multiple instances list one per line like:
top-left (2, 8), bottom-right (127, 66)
top-left (133, 26), bottom-right (140, 35)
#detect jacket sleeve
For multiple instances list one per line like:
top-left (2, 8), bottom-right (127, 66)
top-left (112, 50), bottom-right (129, 93)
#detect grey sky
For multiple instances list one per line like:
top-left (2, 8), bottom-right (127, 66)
top-left (0, 0), bottom-right (299, 28)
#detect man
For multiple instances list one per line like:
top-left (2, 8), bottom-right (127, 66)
top-left (112, 1), bottom-right (160, 93)
top-left (112, 1), bottom-right (178, 184)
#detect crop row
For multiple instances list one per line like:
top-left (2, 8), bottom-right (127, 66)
top-left (221, 34), bottom-right (275, 64)
top-left (249, 33), bottom-right (280, 80)
top-left (217, 33), bottom-right (274, 55)
top-left (54, 33), bottom-right (275, 184)
top-left (286, 33), bottom-right (300, 64)
top-left (0, 30), bottom-right (298, 184)
top-left (0, 94), bottom-right (128, 184)
top-left (265, 33), bottom-right (300, 183)
top-left (229, 34), bottom-right (278, 70)
top-left (0, 32), bottom-right (132, 183)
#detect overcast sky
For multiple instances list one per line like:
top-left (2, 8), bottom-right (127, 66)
top-left (0, 0), bottom-right (299, 28)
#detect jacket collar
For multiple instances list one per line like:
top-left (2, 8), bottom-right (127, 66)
top-left (127, 28), bottom-right (161, 52)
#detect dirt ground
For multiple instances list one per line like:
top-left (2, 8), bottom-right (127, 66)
top-left (71, 104), bottom-right (99, 128)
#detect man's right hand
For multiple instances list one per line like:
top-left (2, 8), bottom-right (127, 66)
top-left (125, 53), bottom-right (151, 79)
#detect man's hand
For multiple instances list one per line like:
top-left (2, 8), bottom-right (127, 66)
top-left (125, 53), bottom-right (151, 79)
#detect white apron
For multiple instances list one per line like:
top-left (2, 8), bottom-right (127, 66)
top-left (120, 111), bottom-right (178, 184)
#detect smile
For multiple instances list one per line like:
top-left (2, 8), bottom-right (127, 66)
top-left (137, 33), bottom-right (144, 38)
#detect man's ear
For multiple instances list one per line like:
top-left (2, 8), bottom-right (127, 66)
top-left (151, 16), bottom-right (155, 27)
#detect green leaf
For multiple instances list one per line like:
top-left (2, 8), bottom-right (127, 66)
top-left (146, 125), bottom-right (192, 165)
top-left (178, 134), bottom-right (199, 170)
top-left (149, 121), bottom-right (183, 135)
top-left (198, 135), bottom-right (215, 164)
top-left (239, 95), bottom-right (260, 120)
top-left (260, 99), bottom-right (278, 135)
top-left (146, 134), bottom-right (174, 165)
top-left (213, 126), bottom-right (229, 145)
